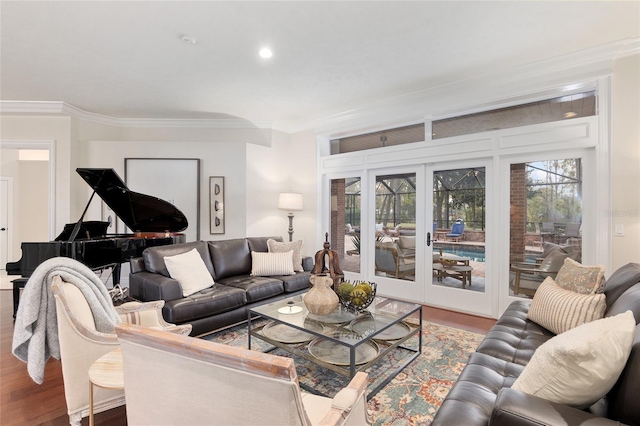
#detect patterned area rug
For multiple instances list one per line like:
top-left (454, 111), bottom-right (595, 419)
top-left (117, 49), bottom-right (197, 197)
top-left (202, 319), bottom-right (484, 425)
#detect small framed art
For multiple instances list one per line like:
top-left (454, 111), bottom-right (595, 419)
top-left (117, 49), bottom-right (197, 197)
top-left (210, 177), bottom-right (225, 234)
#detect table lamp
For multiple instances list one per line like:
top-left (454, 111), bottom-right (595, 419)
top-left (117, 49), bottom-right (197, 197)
top-left (278, 192), bottom-right (303, 241)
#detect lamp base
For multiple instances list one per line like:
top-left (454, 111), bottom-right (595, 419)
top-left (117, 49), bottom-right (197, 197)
top-left (287, 212), bottom-right (295, 242)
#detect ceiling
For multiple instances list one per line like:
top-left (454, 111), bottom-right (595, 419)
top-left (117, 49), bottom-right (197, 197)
top-left (1, 1), bottom-right (639, 131)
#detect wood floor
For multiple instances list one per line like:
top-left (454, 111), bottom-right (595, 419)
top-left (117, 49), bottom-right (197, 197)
top-left (0, 289), bottom-right (495, 425)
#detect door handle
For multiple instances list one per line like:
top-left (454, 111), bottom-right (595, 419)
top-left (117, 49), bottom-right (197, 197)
top-left (427, 232), bottom-right (431, 246)
top-left (0, 227), bottom-right (6, 231)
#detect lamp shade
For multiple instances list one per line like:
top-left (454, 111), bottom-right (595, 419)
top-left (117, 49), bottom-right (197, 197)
top-left (278, 192), bottom-right (303, 211)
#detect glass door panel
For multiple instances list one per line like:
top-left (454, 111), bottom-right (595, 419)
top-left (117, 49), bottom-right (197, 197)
top-left (372, 172), bottom-right (417, 283)
top-left (330, 177), bottom-right (361, 274)
top-left (508, 159), bottom-right (582, 299)
top-left (432, 167), bottom-right (486, 293)
top-left (425, 161), bottom-right (492, 317)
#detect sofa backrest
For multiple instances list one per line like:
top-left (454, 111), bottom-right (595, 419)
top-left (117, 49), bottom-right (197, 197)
top-left (142, 241), bottom-right (213, 279)
top-left (606, 324), bottom-right (640, 425)
top-left (207, 239), bottom-right (252, 280)
top-left (246, 236), bottom-right (283, 253)
top-left (604, 262), bottom-right (640, 312)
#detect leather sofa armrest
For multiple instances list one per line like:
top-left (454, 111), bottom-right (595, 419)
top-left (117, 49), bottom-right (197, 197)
top-left (302, 256), bottom-right (314, 272)
top-left (129, 271), bottom-right (183, 302)
top-left (489, 388), bottom-right (621, 426)
top-left (130, 256), bottom-right (146, 273)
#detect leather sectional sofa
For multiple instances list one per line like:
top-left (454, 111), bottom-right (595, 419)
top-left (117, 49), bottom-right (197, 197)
top-left (129, 236), bottom-right (312, 336)
top-left (432, 262), bottom-right (640, 426)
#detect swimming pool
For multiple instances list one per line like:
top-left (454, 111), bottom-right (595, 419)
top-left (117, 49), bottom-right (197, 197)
top-left (435, 243), bottom-right (485, 262)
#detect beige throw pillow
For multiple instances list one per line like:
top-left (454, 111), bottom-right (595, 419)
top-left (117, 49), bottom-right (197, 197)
top-left (251, 251), bottom-right (295, 276)
top-left (164, 249), bottom-right (214, 297)
top-left (267, 239), bottom-right (304, 272)
top-left (527, 277), bottom-right (606, 334)
top-left (512, 310), bottom-right (635, 408)
top-left (555, 258), bottom-right (605, 294)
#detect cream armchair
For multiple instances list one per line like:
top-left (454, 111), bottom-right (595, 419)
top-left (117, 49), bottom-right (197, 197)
top-left (116, 323), bottom-right (373, 426)
top-left (51, 276), bottom-right (191, 426)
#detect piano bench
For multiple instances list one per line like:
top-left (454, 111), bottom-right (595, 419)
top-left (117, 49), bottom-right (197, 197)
top-left (12, 278), bottom-right (28, 319)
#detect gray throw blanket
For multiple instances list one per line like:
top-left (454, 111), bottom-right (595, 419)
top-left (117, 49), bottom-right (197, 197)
top-left (12, 257), bottom-right (121, 384)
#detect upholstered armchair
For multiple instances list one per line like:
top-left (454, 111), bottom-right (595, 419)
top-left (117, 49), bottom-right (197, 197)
top-left (509, 249), bottom-right (572, 297)
top-left (52, 276), bottom-right (191, 426)
top-left (116, 323), bottom-right (373, 426)
top-left (375, 241), bottom-right (415, 279)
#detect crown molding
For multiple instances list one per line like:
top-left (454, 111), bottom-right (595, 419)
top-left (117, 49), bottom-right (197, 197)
top-left (0, 100), bottom-right (283, 132)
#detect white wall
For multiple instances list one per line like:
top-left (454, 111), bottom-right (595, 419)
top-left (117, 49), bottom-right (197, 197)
top-left (1, 116), bottom-right (73, 235)
top-left (82, 139), bottom-right (247, 241)
top-left (245, 129), bottom-right (318, 257)
top-left (18, 161), bottom-right (49, 242)
top-left (611, 53), bottom-right (640, 268)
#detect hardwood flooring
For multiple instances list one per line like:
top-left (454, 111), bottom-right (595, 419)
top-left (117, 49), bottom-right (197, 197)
top-left (0, 289), bottom-right (495, 425)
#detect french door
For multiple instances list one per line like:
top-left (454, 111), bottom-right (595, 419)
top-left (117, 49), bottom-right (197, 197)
top-left (424, 160), bottom-right (493, 317)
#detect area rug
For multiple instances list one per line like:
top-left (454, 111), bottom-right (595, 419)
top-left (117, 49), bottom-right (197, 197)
top-left (202, 319), bottom-right (484, 425)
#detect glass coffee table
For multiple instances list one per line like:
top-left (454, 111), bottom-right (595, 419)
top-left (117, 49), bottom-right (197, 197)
top-left (248, 295), bottom-right (422, 400)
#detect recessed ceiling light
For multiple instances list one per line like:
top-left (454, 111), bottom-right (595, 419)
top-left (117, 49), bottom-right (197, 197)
top-left (182, 36), bottom-right (197, 45)
top-left (259, 48), bottom-right (273, 58)
top-left (564, 112), bottom-right (578, 118)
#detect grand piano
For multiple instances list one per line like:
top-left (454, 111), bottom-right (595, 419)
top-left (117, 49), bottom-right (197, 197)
top-left (6, 167), bottom-right (188, 288)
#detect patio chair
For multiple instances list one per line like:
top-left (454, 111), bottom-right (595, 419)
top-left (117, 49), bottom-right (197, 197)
top-left (116, 323), bottom-right (373, 426)
top-left (540, 222), bottom-right (556, 243)
top-left (445, 220), bottom-right (465, 242)
top-left (509, 249), bottom-right (573, 297)
top-left (375, 241), bottom-right (415, 279)
top-left (561, 222), bottom-right (581, 246)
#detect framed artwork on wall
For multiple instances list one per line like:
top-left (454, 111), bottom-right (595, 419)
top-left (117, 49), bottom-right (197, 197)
top-left (209, 176), bottom-right (225, 234)
top-left (124, 158), bottom-right (200, 241)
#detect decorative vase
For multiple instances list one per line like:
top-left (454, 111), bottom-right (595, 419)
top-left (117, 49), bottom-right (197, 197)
top-left (304, 274), bottom-right (339, 315)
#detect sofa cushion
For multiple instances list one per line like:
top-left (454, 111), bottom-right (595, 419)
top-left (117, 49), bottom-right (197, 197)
top-left (430, 352), bottom-right (524, 426)
top-left (554, 258), bottom-right (605, 294)
top-left (604, 262), bottom-right (640, 311)
top-left (275, 271), bottom-right (311, 293)
top-left (527, 277), bottom-right (606, 335)
top-left (162, 285), bottom-right (247, 324)
top-left (267, 239), bottom-right (304, 272)
top-left (143, 241), bottom-right (213, 278)
top-left (251, 251), bottom-right (295, 276)
top-left (164, 248), bottom-right (215, 297)
top-left (512, 311), bottom-right (635, 408)
top-left (475, 300), bottom-right (554, 366)
top-left (217, 275), bottom-right (284, 303)
top-left (207, 239), bottom-right (251, 280)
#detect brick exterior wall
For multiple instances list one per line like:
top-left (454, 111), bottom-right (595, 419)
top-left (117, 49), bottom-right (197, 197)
top-left (510, 163), bottom-right (526, 263)
top-left (330, 179), bottom-right (346, 258)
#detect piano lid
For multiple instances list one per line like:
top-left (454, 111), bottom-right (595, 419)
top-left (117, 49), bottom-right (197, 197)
top-left (76, 168), bottom-right (188, 233)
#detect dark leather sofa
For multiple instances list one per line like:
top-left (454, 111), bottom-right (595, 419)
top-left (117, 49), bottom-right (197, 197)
top-left (129, 236), bottom-right (312, 336)
top-left (432, 262), bottom-right (640, 426)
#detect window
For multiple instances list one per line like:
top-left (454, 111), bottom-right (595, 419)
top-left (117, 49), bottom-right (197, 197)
top-left (433, 92), bottom-right (596, 139)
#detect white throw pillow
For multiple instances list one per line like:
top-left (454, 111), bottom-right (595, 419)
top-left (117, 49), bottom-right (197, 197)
top-left (267, 239), bottom-right (304, 272)
top-left (527, 276), bottom-right (606, 334)
top-left (251, 251), bottom-right (295, 276)
top-left (164, 249), bottom-right (214, 297)
top-left (512, 310), bottom-right (636, 408)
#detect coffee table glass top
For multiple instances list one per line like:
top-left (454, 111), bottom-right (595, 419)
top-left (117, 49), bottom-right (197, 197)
top-left (249, 294), bottom-right (422, 400)
top-left (250, 295), bottom-right (420, 346)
